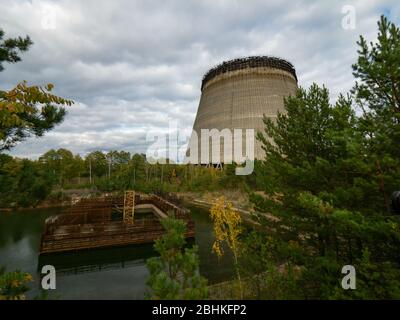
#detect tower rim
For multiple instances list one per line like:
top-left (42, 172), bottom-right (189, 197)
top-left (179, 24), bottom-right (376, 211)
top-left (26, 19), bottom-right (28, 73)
top-left (201, 56), bottom-right (297, 90)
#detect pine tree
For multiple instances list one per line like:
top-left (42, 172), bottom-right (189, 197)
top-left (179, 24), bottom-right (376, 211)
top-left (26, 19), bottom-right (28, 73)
top-left (0, 28), bottom-right (32, 71)
top-left (146, 217), bottom-right (208, 300)
top-left (352, 15), bottom-right (400, 213)
top-left (247, 17), bottom-right (400, 298)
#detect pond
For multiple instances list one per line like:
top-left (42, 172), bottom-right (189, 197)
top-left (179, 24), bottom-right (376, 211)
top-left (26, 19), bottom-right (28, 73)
top-left (0, 204), bottom-right (234, 299)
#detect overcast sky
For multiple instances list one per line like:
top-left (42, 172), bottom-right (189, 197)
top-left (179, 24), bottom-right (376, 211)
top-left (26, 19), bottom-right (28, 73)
top-left (0, 0), bottom-right (399, 159)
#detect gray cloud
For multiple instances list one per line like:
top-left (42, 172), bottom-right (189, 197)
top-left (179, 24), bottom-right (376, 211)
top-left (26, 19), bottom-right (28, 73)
top-left (0, 0), bottom-right (398, 158)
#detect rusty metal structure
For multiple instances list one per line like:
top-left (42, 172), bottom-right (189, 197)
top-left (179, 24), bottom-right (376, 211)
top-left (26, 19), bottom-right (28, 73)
top-left (40, 193), bottom-right (194, 254)
top-left (123, 190), bottom-right (135, 223)
top-left (187, 56), bottom-right (298, 163)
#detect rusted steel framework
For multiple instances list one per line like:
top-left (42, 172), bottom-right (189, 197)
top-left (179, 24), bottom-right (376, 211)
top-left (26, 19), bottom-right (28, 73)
top-left (123, 190), bottom-right (135, 223)
top-left (40, 194), bottom-right (194, 254)
top-left (201, 56), bottom-right (297, 90)
top-left (44, 197), bottom-right (122, 228)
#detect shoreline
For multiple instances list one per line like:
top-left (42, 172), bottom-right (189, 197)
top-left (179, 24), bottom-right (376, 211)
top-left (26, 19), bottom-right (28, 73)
top-left (1, 192), bottom-right (256, 225)
top-left (180, 196), bottom-right (256, 225)
top-left (0, 202), bottom-right (69, 213)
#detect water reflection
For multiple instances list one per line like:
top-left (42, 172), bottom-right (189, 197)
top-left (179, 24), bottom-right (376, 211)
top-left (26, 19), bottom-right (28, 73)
top-left (38, 244), bottom-right (158, 275)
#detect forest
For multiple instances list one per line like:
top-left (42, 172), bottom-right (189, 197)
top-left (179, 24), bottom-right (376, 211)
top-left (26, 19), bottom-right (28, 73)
top-left (0, 149), bottom-right (261, 208)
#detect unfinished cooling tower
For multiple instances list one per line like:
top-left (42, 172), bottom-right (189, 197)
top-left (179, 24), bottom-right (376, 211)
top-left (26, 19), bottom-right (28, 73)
top-left (187, 56), bottom-right (298, 164)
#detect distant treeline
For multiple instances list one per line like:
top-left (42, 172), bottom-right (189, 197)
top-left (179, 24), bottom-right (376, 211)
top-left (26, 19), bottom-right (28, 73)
top-left (0, 149), bottom-right (262, 208)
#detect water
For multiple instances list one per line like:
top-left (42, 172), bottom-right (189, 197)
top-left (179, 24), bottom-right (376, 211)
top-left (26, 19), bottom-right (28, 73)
top-left (0, 205), bottom-right (234, 299)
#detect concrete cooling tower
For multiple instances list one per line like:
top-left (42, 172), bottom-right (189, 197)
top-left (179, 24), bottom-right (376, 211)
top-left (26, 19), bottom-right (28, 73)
top-left (187, 56), bottom-right (298, 164)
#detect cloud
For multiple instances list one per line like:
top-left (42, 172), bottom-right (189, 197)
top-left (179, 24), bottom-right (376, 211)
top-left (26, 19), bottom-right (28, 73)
top-left (0, 0), bottom-right (398, 159)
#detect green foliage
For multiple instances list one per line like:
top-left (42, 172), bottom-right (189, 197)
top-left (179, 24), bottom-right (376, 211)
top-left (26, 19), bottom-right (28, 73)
top-left (246, 15), bottom-right (400, 300)
top-left (0, 28), bottom-right (32, 72)
top-left (39, 148), bottom-right (84, 185)
top-left (330, 249), bottom-right (400, 299)
top-left (0, 147), bottom-right (242, 208)
top-left (85, 152), bottom-right (225, 193)
top-left (353, 15), bottom-right (400, 117)
top-left (146, 217), bottom-right (208, 300)
top-left (0, 155), bottom-right (55, 207)
top-left (0, 28), bottom-right (73, 151)
top-left (0, 267), bottom-right (33, 300)
top-left (0, 81), bottom-right (73, 151)
top-left (86, 151), bottom-right (108, 178)
top-left (352, 15), bottom-right (400, 213)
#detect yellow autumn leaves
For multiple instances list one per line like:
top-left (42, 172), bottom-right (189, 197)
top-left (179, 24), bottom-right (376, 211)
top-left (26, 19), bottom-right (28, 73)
top-left (0, 270), bottom-right (33, 300)
top-left (0, 81), bottom-right (73, 133)
top-left (210, 197), bottom-right (244, 298)
top-left (210, 196), bottom-right (242, 259)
